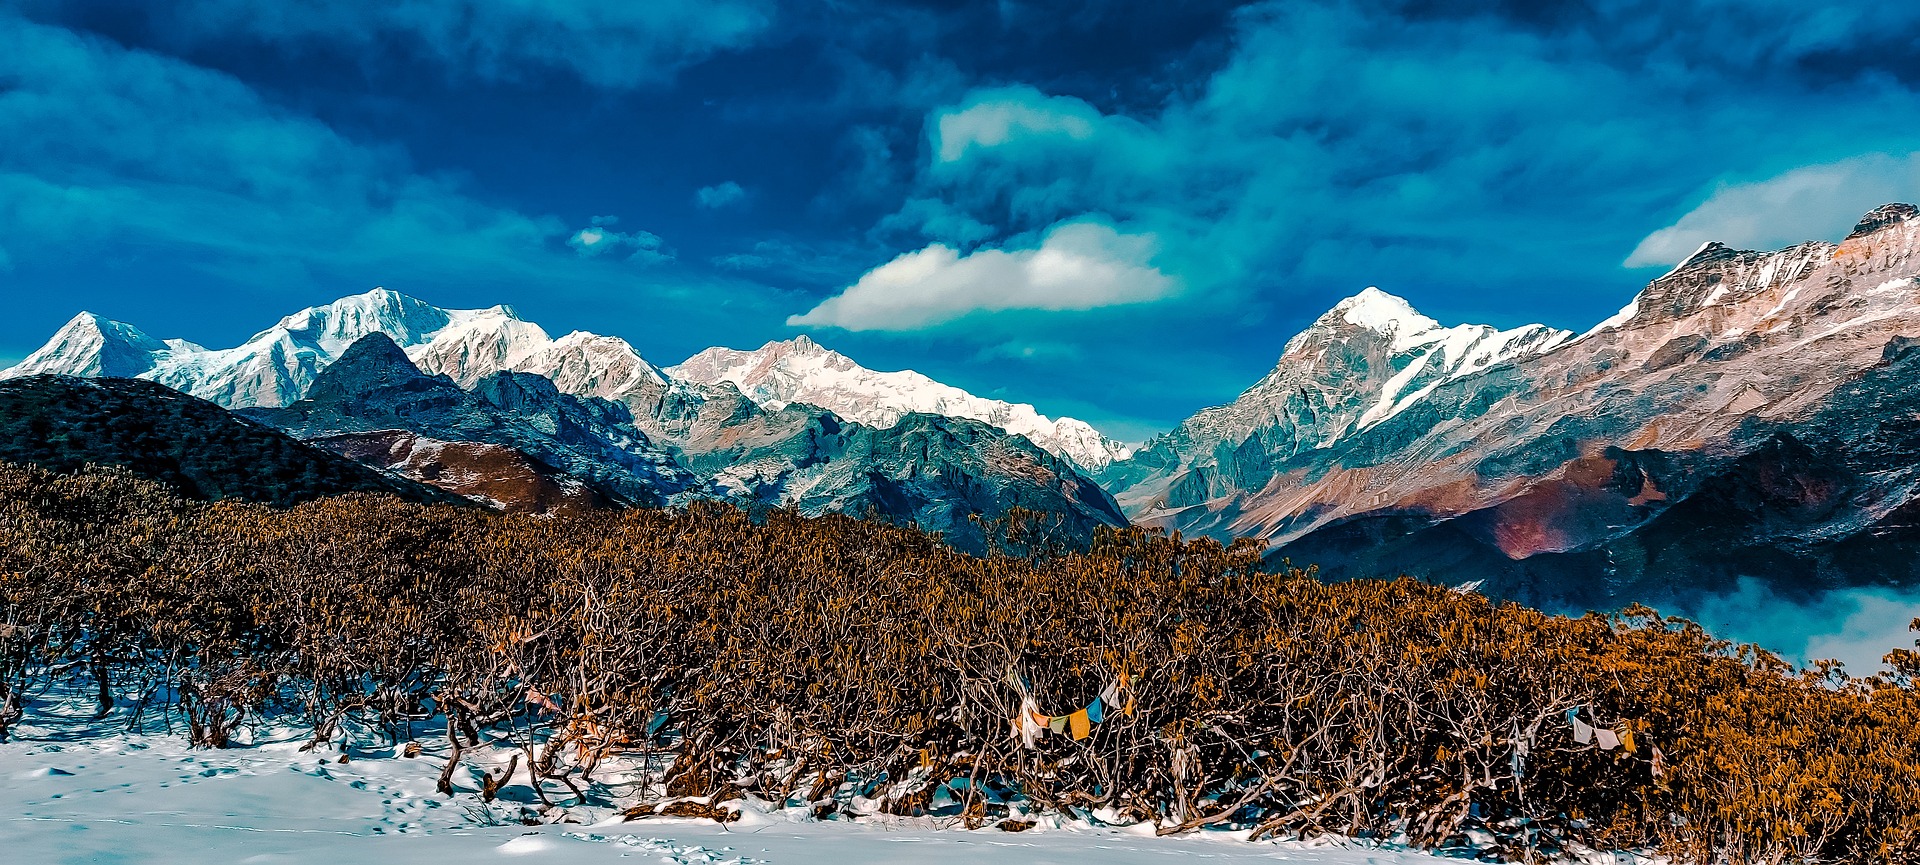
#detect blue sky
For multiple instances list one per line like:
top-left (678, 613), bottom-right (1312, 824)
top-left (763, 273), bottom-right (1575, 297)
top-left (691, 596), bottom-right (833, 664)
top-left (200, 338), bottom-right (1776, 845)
top-left (3, 1), bottom-right (1919, 440)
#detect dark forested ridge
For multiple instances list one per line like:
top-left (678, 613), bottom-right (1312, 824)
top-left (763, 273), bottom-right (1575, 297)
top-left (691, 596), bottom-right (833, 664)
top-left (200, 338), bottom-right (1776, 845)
top-left (0, 375), bottom-right (459, 506)
top-left (2, 461), bottom-right (1917, 863)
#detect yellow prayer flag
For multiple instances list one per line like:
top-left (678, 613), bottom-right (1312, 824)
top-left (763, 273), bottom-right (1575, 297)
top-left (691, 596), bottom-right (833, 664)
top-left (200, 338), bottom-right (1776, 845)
top-left (1619, 728), bottom-right (1637, 754)
top-left (1069, 708), bottom-right (1091, 740)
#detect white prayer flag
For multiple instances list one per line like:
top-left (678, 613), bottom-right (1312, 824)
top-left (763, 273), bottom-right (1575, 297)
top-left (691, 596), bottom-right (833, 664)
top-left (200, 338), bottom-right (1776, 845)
top-left (1595, 728), bottom-right (1620, 750)
top-left (1017, 698), bottom-right (1044, 748)
top-left (1572, 718), bottom-right (1595, 744)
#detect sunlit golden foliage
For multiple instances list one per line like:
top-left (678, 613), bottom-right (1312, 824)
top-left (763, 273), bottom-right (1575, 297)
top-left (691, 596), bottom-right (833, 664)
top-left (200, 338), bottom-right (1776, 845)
top-left (1, 461), bottom-right (1916, 863)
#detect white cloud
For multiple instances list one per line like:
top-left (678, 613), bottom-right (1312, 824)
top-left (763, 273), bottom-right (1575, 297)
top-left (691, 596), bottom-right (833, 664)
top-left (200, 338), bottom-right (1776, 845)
top-left (933, 86), bottom-right (1105, 164)
top-left (695, 181), bottom-right (746, 209)
top-left (1625, 153), bottom-right (1920, 267)
top-left (788, 221), bottom-right (1175, 331)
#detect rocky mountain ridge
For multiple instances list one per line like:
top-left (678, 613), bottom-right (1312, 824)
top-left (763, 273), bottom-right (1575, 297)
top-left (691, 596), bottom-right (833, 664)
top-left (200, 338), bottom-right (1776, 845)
top-left (0, 289), bottom-right (1115, 469)
top-left (1102, 203), bottom-right (1920, 609)
top-left (2, 290), bottom-right (1133, 550)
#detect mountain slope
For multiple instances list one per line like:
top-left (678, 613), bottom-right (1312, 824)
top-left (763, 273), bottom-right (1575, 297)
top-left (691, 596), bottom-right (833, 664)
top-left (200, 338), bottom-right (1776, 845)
top-left (669, 336), bottom-right (1131, 471)
top-left (313, 429), bottom-right (618, 516)
top-left (1109, 203), bottom-right (1920, 607)
top-left (404, 305), bottom-right (668, 400)
top-left (0, 375), bottom-right (457, 506)
top-left (1101, 287), bottom-right (1570, 509)
top-left (625, 378), bottom-right (1129, 552)
top-left (243, 334), bottom-right (700, 508)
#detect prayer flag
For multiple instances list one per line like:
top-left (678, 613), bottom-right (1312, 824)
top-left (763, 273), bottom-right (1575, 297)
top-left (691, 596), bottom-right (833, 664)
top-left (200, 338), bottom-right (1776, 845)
top-left (1572, 718), bottom-right (1595, 744)
top-left (1069, 708), bottom-right (1092, 740)
top-left (1595, 728), bottom-right (1620, 750)
top-left (1087, 697), bottom-right (1105, 724)
top-left (1017, 700), bottom-right (1044, 748)
top-left (1049, 715), bottom-right (1069, 735)
top-left (1619, 728), bottom-right (1636, 754)
top-left (1100, 679), bottom-right (1121, 706)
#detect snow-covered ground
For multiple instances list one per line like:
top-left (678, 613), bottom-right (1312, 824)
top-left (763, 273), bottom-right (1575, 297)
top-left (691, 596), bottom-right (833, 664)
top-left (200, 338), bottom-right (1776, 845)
top-left (0, 703), bottom-right (1453, 865)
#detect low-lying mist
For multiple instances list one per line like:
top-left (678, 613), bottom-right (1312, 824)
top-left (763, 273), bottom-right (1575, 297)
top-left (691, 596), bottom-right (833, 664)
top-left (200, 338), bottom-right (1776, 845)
top-left (1677, 577), bottom-right (1920, 674)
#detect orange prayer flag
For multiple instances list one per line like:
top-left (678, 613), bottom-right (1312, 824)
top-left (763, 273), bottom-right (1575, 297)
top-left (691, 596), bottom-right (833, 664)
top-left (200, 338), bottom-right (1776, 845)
top-left (1069, 708), bottom-right (1091, 740)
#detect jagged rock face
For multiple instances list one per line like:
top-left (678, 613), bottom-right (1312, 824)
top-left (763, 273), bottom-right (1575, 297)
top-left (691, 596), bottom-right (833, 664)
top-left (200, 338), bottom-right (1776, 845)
top-left (244, 334), bottom-right (700, 508)
top-left (670, 335), bottom-right (1132, 471)
top-left (312, 429), bottom-right (616, 516)
top-left (1107, 204), bottom-right (1920, 607)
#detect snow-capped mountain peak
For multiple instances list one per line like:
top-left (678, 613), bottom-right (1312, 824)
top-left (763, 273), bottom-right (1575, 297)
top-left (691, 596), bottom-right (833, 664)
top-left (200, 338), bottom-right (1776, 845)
top-left (407, 305), bottom-right (555, 389)
top-left (1330, 286), bottom-right (1444, 348)
top-left (1131, 289), bottom-right (1573, 489)
top-left (518, 330), bottom-right (667, 400)
top-left (0, 312), bottom-right (173, 380)
top-left (668, 337), bottom-right (1133, 470)
top-left (265, 287), bottom-right (464, 355)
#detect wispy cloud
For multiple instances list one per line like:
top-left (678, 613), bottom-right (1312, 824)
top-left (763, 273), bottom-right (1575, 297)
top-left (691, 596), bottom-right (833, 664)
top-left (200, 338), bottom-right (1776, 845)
top-left (567, 216), bottom-right (671, 263)
top-left (695, 181), bottom-right (747, 210)
top-left (0, 13), bottom-right (782, 344)
top-left (124, 0), bottom-right (775, 87)
top-left (1626, 153), bottom-right (1920, 266)
top-left (860, 0), bottom-right (1920, 336)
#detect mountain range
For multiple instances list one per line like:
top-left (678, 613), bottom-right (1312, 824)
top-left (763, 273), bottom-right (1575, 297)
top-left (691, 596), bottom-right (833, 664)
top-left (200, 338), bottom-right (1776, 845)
top-left (9, 203), bottom-right (1920, 608)
top-left (1, 291), bottom-right (1128, 551)
top-left (1102, 203), bottom-right (1920, 611)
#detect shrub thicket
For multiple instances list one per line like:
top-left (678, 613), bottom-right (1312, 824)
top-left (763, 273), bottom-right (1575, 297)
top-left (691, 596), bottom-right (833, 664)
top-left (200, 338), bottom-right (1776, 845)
top-left (2, 461), bottom-right (1917, 863)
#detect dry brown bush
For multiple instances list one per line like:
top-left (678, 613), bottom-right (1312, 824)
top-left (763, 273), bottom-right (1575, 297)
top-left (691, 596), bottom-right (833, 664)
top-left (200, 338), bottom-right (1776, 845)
top-left (1, 461), bottom-right (1917, 863)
